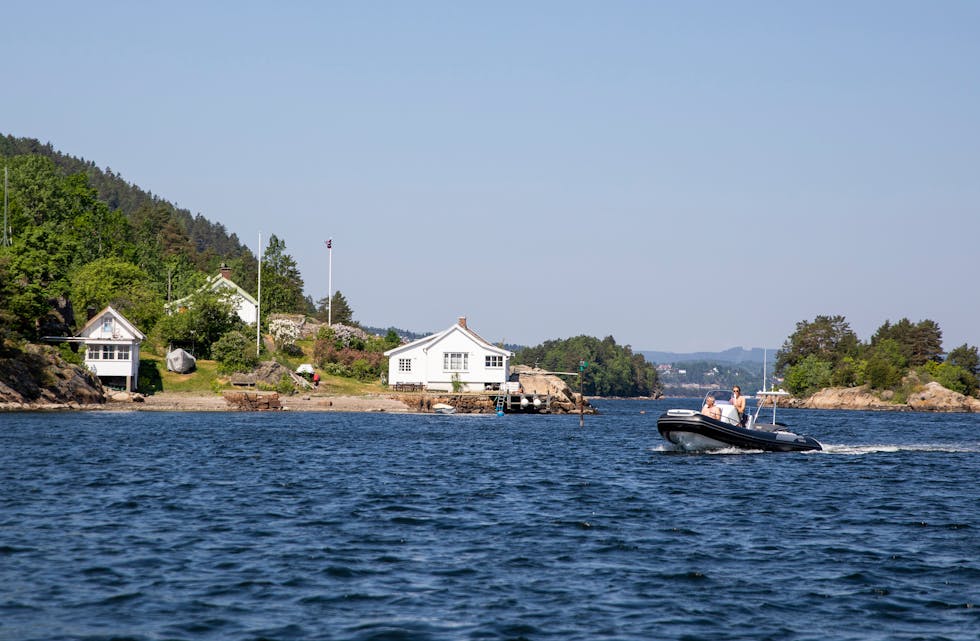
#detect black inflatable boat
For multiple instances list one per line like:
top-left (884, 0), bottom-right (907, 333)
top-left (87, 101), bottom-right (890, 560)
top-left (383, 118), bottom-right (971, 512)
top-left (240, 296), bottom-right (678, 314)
top-left (657, 390), bottom-right (822, 452)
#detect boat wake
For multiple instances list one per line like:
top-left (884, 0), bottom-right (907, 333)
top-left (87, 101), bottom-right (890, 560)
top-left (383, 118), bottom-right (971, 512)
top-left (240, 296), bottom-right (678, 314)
top-left (652, 444), bottom-right (767, 455)
top-left (817, 443), bottom-right (980, 455)
top-left (652, 442), bottom-right (980, 455)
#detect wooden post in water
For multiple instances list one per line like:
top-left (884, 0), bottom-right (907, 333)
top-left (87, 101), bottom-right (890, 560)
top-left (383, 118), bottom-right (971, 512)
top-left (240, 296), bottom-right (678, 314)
top-left (578, 360), bottom-right (588, 427)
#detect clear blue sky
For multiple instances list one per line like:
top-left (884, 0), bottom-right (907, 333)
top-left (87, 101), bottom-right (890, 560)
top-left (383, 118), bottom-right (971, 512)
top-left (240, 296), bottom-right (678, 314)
top-left (4, 1), bottom-right (978, 352)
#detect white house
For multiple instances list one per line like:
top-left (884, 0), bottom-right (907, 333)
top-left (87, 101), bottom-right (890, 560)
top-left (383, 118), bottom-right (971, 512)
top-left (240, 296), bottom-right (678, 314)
top-left (78, 305), bottom-right (145, 392)
top-left (384, 317), bottom-right (513, 392)
top-left (167, 263), bottom-right (258, 325)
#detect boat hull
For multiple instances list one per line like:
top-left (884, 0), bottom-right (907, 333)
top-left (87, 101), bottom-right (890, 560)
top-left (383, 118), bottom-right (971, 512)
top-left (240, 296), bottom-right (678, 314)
top-left (657, 410), bottom-right (822, 452)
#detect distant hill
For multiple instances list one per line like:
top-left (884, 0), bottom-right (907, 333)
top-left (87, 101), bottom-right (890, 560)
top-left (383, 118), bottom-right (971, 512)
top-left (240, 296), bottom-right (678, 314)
top-left (639, 347), bottom-right (773, 365)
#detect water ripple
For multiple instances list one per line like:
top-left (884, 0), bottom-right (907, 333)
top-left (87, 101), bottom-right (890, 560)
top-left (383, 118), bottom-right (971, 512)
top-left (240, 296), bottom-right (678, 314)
top-left (2, 404), bottom-right (979, 640)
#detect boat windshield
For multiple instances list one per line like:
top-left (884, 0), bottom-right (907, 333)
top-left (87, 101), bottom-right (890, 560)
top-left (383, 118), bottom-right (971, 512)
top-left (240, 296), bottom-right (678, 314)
top-left (703, 389), bottom-right (736, 406)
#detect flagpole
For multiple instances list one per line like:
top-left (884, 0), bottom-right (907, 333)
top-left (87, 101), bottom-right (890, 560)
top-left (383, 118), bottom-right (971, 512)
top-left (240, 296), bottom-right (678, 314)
top-left (326, 238), bottom-right (333, 326)
top-left (256, 232), bottom-right (262, 357)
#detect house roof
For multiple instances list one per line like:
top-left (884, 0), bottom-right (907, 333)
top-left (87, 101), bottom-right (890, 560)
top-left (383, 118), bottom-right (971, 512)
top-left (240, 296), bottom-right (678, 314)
top-left (76, 305), bottom-right (146, 341)
top-left (384, 321), bottom-right (513, 358)
top-left (168, 272), bottom-right (258, 309)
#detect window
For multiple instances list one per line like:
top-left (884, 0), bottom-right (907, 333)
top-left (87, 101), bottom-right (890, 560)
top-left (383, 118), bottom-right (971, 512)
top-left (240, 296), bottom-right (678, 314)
top-left (101, 345), bottom-right (114, 360)
top-left (102, 317), bottom-right (114, 335)
top-left (88, 344), bottom-right (101, 360)
top-left (443, 352), bottom-right (468, 371)
top-left (398, 358), bottom-right (412, 372)
top-left (485, 355), bottom-right (503, 368)
top-left (117, 345), bottom-right (131, 361)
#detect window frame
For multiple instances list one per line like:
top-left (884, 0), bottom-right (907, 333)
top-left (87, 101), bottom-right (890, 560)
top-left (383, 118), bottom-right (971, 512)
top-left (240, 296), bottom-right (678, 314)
top-left (443, 352), bottom-right (469, 372)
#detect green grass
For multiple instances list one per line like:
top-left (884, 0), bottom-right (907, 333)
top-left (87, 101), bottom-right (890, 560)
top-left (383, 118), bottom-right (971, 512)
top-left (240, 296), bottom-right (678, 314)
top-left (139, 348), bottom-right (384, 396)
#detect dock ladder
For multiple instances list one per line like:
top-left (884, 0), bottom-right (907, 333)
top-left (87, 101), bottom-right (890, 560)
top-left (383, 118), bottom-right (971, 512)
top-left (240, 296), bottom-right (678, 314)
top-left (495, 391), bottom-right (506, 414)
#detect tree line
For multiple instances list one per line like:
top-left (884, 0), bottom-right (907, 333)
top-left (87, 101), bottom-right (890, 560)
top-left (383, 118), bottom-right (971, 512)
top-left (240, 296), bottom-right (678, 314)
top-left (775, 315), bottom-right (979, 398)
top-left (513, 335), bottom-right (660, 397)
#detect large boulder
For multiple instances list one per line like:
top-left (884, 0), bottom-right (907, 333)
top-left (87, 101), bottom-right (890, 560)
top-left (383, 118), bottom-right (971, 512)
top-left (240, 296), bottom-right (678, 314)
top-left (907, 381), bottom-right (980, 412)
top-left (788, 382), bottom-right (980, 412)
top-left (800, 386), bottom-right (901, 411)
top-left (511, 364), bottom-right (595, 413)
top-left (0, 343), bottom-right (105, 407)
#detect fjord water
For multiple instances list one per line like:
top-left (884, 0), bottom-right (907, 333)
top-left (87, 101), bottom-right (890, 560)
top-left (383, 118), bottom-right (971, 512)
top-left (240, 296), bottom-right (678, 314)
top-left (2, 401), bottom-right (978, 641)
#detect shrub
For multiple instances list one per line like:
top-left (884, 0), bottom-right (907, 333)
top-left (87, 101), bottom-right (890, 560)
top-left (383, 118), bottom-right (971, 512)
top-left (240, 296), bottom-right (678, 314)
top-left (922, 361), bottom-right (976, 396)
top-left (137, 359), bottom-right (163, 394)
top-left (866, 355), bottom-right (902, 390)
top-left (269, 318), bottom-right (300, 351)
top-left (784, 355), bottom-right (832, 396)
top-left (212, 330), bottom-right (259, 374)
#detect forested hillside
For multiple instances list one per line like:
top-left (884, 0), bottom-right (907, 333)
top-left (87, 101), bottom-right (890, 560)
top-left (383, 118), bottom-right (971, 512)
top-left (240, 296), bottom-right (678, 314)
top-left (0, 135), bottom-right (257, 290)
top-left (0, 136), bottom-right (309, 341)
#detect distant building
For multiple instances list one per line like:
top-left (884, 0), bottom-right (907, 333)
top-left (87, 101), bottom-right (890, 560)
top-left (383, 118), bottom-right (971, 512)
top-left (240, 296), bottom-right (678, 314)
top-left (77, 306), bottom-right (145, 392)
top-left (383, 317), bottom-right (512, 392)
top-left (167, 263), bottom-right (258, 325)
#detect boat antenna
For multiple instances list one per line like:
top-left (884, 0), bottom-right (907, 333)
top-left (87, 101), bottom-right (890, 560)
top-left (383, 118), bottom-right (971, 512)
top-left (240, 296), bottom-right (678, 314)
top-left (762, 348), bottom-right (767, 392)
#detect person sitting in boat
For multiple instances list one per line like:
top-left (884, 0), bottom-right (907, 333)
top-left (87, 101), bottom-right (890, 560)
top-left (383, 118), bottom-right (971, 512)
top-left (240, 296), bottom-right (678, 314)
top-left (701, 395), bottom-right (722, 420)
top-left (731, 386), bottom-right (746, 426)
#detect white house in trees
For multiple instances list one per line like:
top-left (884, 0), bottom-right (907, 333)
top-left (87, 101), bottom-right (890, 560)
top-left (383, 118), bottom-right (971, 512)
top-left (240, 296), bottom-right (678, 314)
top-left (78, 306), bottom-right (145, 391)
top-left (384, 317), bottom-right (513, 392)
top-left (167, 263), bottom-right (258, 325)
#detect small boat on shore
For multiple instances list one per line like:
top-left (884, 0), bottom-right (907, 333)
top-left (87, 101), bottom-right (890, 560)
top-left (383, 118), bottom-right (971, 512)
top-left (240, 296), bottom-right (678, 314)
top-left (657, 389), bottom-right (822, 452)
top-left (432, 403), bottom-right (456, 415)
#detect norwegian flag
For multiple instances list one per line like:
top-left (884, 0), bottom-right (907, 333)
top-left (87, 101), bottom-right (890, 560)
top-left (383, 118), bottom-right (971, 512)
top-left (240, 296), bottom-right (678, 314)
top-left (325, 239), bottom-right (332, 249)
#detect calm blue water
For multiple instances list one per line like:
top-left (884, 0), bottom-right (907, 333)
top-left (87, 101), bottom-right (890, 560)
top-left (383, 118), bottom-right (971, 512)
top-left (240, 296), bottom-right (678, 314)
top-left (2, 400), bottom-right (979, 641)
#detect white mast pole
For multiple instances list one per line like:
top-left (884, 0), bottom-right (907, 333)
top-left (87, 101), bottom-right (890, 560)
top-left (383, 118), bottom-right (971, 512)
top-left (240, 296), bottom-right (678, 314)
top-left (256, 232), bottom-right (262, 357)
top-left (327, 238), bottom-right (333, 326)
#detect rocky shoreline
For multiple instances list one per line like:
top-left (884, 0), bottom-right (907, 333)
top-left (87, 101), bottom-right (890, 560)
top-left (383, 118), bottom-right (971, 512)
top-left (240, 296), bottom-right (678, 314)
top-left (773, 382), bottom-right (980, 413)
top-left (4, 345), bottom-right (978, 413)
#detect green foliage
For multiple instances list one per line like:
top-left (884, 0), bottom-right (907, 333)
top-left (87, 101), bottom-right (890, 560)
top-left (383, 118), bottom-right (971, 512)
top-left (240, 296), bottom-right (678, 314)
top-left (776, 314), bottom-right (980, 398)
top-left (829, 356), bottom-right (864, 388)
top-left (922, 361), bottom-right (977, 396)
top-left (776, 315), bottom-right (859, 375)
top-left (863, 338), bottom-right (906, 390)
top-left (261, 234), bottom-right (305, 314)
top-left (57, 343), bottom-right (84, 366)
top-left (322, 362), bottom-right (354, 377)
top-left (514, 335), bottom-right (659, 397)
top-left (871, 318), bottom-right (943, 367)
top-left (211, 330), bottom-right (259, 374)
top-left (156, 289), bottom-right (243, 358)
top-left (945, 344), bottom-right (979, 376)
top-left (275, 374), bottom-right (295, 394)
top-left (865, 356), bottom-right (903, 390)
top-left (316, 290), bottom-right (354, 325)
top-left (0, 138), bottom-right (258, 342)
top-left (71, 257), bottom-right (162, 332)
top-left (137, 359), bottom-right (164, 394)
top-left (783, 355), bottom-right (833, 396)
